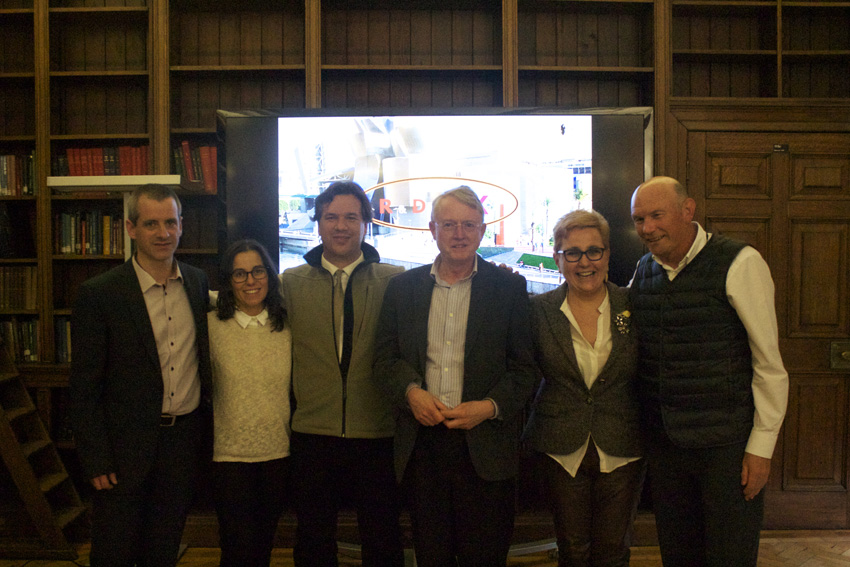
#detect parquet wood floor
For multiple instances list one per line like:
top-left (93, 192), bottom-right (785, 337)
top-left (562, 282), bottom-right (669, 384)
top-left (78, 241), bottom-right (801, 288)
top-left (3, 531), bottom-right (850, 567)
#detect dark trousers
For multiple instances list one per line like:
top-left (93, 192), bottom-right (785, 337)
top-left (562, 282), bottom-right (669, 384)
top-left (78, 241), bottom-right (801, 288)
top-left (89, 411), bottom-right (203, 567)
top-left (290, 432), bottom-right (403, 567)
top-left (405, 425), bottom-right (516, 567)
top-left (647, 432), bottom-right (763, 567)
top-left (537, 446), bottom-right (645, 567)
top-left (214, 457), bottom-right (289, 567)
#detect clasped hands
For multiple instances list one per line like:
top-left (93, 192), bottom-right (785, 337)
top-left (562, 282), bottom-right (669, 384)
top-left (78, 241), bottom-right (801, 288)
top-left (406, 386), bottom-right (494, 430)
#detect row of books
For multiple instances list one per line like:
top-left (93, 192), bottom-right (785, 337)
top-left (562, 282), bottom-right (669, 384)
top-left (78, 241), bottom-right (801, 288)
top-left (51, 145), bottom-right (150, 177)
top-left (53, 211), bottom-right (125, 256)
top-left (55, 316), bottom-right (72, 364)
top-left (173, 140), bottom-right (218, 194)
top-left (0, 266), bottom-right (37, 310)
top-left (0, 153), bottom-right (36, 196)
top-left (0, 317), bottom-right (39, 363)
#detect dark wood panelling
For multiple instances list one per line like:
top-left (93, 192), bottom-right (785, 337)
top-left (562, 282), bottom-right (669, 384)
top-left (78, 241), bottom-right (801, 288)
top-left (706, 152), bottom-right (772, 199)
top-left (50, 259), bottom-right (121, 311)
top-left (783, 61), bottom-right (850, 99)
top-left (789, 222), bottom-right (847, 337)
top-left (54, 0), bottom-right (146, 6)
top-left (671, 3), bottom-right (847, 99)
top-left (791, 154), bottom-right (850, 199)
top-left (673, 60), bottom-right (776, 98)
top-left (673, 7), bottom-right (774, 51)
top-left (705, 218), bottom-right (770, 259)
top-left (783, 375), bottom-right (847, 491)
top-left (50, 13), bottom-right (147, 71)
top-left (49, 79), bottom-right (148, 135)
top-left (519, 7), bottom-right (652, 67)
top-left (783, 8), bottom-right (850, 52)
top-left (170, 8), bottom-right (304, 68)
top-left (321, 71), bottom-right (500, 108)
top-left (0, 15), bottom-right (34, 73)
top-left (517, 73), bottom-right (650, 108)
top-left (170, 74), bottom-right (305, 128)
top-left (0, 83), bottom-right (36, 136)
top-left (323, 7), bottom-right (499, 67)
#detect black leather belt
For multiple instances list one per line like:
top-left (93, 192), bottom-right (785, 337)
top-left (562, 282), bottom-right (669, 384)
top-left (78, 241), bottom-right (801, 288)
top-left (160, 411), bottom-right (194, 427)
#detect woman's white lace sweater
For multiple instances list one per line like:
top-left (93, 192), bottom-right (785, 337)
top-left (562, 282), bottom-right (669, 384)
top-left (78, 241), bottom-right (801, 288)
top-left (208, 311), bottom-right (292, 462)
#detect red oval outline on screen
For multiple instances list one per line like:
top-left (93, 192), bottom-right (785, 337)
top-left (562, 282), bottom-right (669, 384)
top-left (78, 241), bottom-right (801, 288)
top-left (365, 176), bottom-right (519, 232)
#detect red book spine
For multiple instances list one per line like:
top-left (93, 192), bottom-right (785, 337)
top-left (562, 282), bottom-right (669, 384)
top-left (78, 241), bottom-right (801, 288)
top-left (118, 146), bottom-right (130, 175)
top-left (180, 140), bottom-right (196, 181)
top-left (93, 147), bottom-right (105, 176)
top-left (199, 146), bottom-right (215, 193)
top-left (80, 148), bottom-right (92, 176)
top-left (68, 148), bottom-right (81, 176)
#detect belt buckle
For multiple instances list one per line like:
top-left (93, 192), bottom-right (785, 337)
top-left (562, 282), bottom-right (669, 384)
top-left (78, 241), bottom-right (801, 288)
top-left (160, 414), bottom-right (177, 427)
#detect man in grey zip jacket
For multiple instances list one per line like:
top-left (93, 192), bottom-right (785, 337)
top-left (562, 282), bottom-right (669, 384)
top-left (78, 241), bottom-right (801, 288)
top-left (279, 181), bottom-right (404, 567)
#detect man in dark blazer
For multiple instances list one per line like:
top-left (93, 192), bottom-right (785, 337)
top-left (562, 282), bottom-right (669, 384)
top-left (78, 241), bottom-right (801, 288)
top-left (70, 184), bottom-right (211, 567)
top-left (374, 186), bottom-right (537, 567)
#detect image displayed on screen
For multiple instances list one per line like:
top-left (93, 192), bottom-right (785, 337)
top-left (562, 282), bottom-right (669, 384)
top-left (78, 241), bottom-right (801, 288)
top-left (278, 114), bottom-right (592, 291)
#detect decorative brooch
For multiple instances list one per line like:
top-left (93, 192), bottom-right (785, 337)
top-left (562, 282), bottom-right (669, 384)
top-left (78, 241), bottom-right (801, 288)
top-left (614, 310), bottom-right (631, 335)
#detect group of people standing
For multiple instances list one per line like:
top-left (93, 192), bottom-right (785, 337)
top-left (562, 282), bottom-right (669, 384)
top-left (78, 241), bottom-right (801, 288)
top-left (69, 175), bottom-right (788, 567)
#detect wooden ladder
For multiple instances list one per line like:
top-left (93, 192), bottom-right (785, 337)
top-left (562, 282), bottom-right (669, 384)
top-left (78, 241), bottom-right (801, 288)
top-left (0, 338), bottom-right (86, 559)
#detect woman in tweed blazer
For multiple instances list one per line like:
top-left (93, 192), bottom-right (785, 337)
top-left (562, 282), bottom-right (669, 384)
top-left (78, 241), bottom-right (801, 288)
top-left (524, 209), bottom-right (644, 567)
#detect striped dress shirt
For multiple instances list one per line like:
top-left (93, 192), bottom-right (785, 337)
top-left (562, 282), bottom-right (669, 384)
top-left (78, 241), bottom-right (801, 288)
top-left (424, 256), bottom-right (477, 410)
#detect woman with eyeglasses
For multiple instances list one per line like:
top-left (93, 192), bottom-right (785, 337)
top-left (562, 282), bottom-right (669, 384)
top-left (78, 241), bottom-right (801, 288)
top-left (523, 210), bottom-right (644, 567)
top-left (208, 239), bottom-right (291, 567)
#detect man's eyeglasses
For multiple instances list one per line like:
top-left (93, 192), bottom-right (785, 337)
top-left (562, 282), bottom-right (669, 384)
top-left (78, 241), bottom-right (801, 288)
top-left (231, 266), bottom-right (268, 283)
top-left (438, 221), bottom-right (482, 233)
top-left (557, 247), bottom-right (607, 263)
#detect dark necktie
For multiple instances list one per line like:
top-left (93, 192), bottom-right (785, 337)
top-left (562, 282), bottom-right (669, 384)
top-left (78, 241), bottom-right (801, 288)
top-left (333, 269), bottom-right (344, 360)
top-left (333, 269), bottom-right (354, 377)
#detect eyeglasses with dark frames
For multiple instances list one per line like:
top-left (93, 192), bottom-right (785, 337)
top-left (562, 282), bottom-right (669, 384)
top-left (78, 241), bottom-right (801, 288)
top-left (231, 266), bottom-right (268, 283)
top-left (556, 247), bottom-right (607, 263)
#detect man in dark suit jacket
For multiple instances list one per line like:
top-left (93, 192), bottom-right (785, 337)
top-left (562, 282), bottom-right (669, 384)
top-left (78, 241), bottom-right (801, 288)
top-left (374, 186), bottom-right (537, 567)
top-left (70, 184), bottom-right (211, 567)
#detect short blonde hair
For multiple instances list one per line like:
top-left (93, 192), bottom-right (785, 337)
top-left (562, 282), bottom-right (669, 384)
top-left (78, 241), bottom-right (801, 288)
top-left (552, 209), bottom-right (610, 252)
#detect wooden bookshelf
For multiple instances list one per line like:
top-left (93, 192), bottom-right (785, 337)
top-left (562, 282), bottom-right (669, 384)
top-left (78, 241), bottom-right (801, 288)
top-left (671, 0), bottom-right (850, 98)
top-left (517, 0), bottom-right (655, 107)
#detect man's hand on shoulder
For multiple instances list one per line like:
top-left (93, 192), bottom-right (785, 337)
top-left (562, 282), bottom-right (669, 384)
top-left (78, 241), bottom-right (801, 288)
top-left (741, 452), bottom-right (771, 500)
top-left (490, 261), bottom-right (516, 274)
top-left (91, 472), bottom-right (118, 490)
top-left (407, 386), bottom-right (448, 426)
top-left (442, 400), bottom-right (496, 430)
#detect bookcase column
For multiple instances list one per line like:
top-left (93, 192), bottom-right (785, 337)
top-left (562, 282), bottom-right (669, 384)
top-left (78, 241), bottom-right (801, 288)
top-left (502, 0), bottom-right (518, 107)
top-left (34, 0), bottom-right (54, 362)
top-left (151, 0), bottom-right (171, 174)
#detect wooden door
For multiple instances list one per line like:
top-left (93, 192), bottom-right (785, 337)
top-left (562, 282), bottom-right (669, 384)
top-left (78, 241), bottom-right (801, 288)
top-left (687, 131), bottom-right (850, 528)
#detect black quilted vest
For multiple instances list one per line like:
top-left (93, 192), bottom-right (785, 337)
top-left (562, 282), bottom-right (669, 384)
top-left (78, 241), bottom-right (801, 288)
top-left (629, 234), bottom-right (754, 448)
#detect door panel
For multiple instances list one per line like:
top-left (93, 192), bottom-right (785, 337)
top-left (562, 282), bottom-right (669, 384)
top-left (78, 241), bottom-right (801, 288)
top-left (789, 222), bottom-right (848, 337)
top-left (689, 131), bottom-right (850, 528)
top-left (783, 374), bottom-right (846, 491)
top-left (707, 153), bottom-right (773, 199)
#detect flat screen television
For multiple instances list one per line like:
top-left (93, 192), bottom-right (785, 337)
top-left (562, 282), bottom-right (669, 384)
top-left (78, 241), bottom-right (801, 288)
top-left (217, 107), bottom-right (652, 290)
